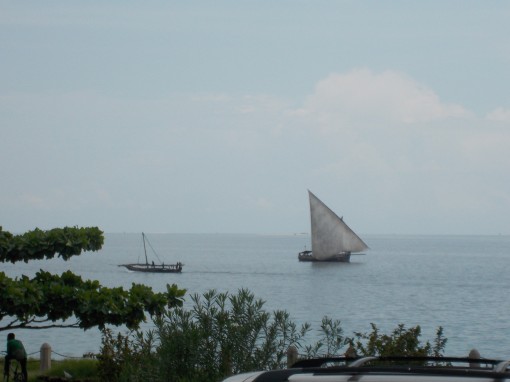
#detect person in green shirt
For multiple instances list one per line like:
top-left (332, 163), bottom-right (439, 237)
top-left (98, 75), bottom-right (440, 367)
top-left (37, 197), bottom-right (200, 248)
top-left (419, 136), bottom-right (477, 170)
top-left (3, 333), bottom-right (27, 382)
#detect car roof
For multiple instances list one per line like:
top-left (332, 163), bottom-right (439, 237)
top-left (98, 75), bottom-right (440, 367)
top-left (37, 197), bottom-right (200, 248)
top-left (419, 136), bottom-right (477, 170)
top-left (288, 376), bottom-right (498, 382)
top-left (222, 371), bottom-right (265, 382)
top-left (222, 356), bottom-right (510, 382)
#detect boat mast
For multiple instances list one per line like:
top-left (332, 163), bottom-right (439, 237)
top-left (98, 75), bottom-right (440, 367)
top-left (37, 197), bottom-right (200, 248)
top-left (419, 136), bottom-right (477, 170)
top-left (142, 232), bottom-right (149, 266)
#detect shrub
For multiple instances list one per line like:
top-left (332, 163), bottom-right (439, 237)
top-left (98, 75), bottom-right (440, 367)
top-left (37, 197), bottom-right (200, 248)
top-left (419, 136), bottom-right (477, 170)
top-left (346, 323), bottom-right (447, 357)
top-left (96, 290), bottom-right (447, 382)
top-left (155, 289), bottom-right (310, 381)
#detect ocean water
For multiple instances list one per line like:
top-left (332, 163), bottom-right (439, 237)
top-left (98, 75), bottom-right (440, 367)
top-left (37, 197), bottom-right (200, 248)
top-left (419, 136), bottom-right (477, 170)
top-left (3, 233), bottom-right (510, 360)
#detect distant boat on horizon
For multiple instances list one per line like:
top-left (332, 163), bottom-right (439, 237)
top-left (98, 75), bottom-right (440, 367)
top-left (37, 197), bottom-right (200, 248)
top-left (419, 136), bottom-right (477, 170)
top-left (119, 232), bottom-right (183, 273)
top-left (298, 190), bottom-right (369, 263)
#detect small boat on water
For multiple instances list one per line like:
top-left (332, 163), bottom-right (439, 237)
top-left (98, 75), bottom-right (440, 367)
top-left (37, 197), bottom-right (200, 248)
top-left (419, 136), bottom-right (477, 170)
top-left (298, 190), bottom-right (369, 263)
top-left (119, 233), bottom-right (183, 273)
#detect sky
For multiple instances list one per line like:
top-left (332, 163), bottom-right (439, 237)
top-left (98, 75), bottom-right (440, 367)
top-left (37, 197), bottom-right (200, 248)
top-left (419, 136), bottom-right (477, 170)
top-left (1, 1), bottom-right (510, 235)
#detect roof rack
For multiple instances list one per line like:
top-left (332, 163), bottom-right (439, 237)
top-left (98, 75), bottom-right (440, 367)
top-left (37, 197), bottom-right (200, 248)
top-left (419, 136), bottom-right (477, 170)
top-left (292, 355), bottom-right (507, 369)
top-left (285, 356), bottom-right (510, 380)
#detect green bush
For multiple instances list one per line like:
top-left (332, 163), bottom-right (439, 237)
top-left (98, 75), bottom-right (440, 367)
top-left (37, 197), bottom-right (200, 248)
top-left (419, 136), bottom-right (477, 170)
top-left (96, 289), bottom-right (447, 382)
top-left (154, 289), bottom-right (310, 381)
top-left (96, 328), bottom-right (159, 382)
top-left (302, 316), bottom-right (344, 357)
top-left (347, 323), bottom-right (447, 357)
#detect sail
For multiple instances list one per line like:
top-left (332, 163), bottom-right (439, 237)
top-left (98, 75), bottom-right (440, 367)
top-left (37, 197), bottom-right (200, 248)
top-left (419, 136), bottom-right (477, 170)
top-left (309, 191), bottom-right (369, 260)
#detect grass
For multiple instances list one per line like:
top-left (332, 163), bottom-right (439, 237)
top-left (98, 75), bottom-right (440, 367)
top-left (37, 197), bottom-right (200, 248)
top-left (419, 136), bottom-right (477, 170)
top-left (2, 358), bottom-right (99, 382)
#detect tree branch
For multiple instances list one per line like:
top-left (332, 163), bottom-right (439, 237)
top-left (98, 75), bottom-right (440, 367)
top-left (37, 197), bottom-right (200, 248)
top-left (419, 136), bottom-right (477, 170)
top-left (0, 322), bottom-right (81, 331)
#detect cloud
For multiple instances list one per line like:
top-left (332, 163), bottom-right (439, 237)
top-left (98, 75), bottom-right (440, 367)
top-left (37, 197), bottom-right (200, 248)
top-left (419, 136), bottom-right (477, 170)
top-left (282, 69), bottom-right (510, 234)
top-left (486, 107), bottom-right (510, 122)
top-left (292, 68), bottom-right (471, 132)
top-left (19, 193), bottom-right (48, 210)
top-left (286, 68), bottom-right (476, 172)
top-left (2, 66), bottom-right (509, 234)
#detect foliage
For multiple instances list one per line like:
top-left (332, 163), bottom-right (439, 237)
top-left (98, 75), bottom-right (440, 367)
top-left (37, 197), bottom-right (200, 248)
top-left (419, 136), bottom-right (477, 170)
top-left (38, 358), bottom-right (99, 381)
top-left (346, 323), bottom-right (447, 357)
top-left (0, 270), bottom-right (185, 331)
top-left (301, 320), bottom-right (446, 360)
top-left (0, 226), bottom-right (103, 263)
top-left (97, 289), bottom-right (310, 382)
top-left (96, 329), bottom-right (129, 382)
top-left (432, 326), bottom-right (448, 357)
top-left (0, 227), bottom-right (186, 332)
top-left (302, 316), bottom-right (344, 357)
top-left (96, 289), bottom-right (448, 382)
top-left (97, 328), bottom-right (169, 382)
top-left (155, 289), bottom-right (310, 380)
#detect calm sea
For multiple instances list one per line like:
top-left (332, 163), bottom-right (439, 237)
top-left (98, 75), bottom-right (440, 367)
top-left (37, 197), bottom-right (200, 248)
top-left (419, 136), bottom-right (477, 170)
top-left (3, 233), bottom-right (510, 360)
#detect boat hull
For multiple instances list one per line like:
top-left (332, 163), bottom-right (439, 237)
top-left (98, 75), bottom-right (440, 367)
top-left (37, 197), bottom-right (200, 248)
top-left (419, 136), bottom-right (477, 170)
top-left (298, 251), bottom-right (351, 263)
top-left (120, 263), bottom-right (182, 273)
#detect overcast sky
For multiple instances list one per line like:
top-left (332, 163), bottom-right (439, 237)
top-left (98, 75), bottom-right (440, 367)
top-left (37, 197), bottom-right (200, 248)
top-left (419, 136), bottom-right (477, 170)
top-left (1, 1), bottom-right (510, 235)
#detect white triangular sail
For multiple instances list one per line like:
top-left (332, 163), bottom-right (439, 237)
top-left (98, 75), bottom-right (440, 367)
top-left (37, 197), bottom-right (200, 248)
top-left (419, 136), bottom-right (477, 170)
top-left (309, 190), bottom-right (369, 260)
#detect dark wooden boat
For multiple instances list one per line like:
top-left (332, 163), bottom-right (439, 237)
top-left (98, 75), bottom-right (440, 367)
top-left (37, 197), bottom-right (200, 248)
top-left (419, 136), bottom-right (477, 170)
top-left (119, 233), bottom-right (183, 273)
top-left (122, 262), bottom-right (182, 273)
top-left (298, 250), bottom-right (351, 262)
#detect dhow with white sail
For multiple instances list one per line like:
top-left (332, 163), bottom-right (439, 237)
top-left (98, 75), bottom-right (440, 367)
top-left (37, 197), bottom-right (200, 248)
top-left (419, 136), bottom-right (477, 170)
top-left (298, 191), bottom-right (369, 262)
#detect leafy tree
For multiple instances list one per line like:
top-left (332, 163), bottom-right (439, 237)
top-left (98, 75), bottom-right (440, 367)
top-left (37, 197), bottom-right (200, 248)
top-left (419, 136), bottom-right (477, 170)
top-left (0, 226), bottom-right (185, 331)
